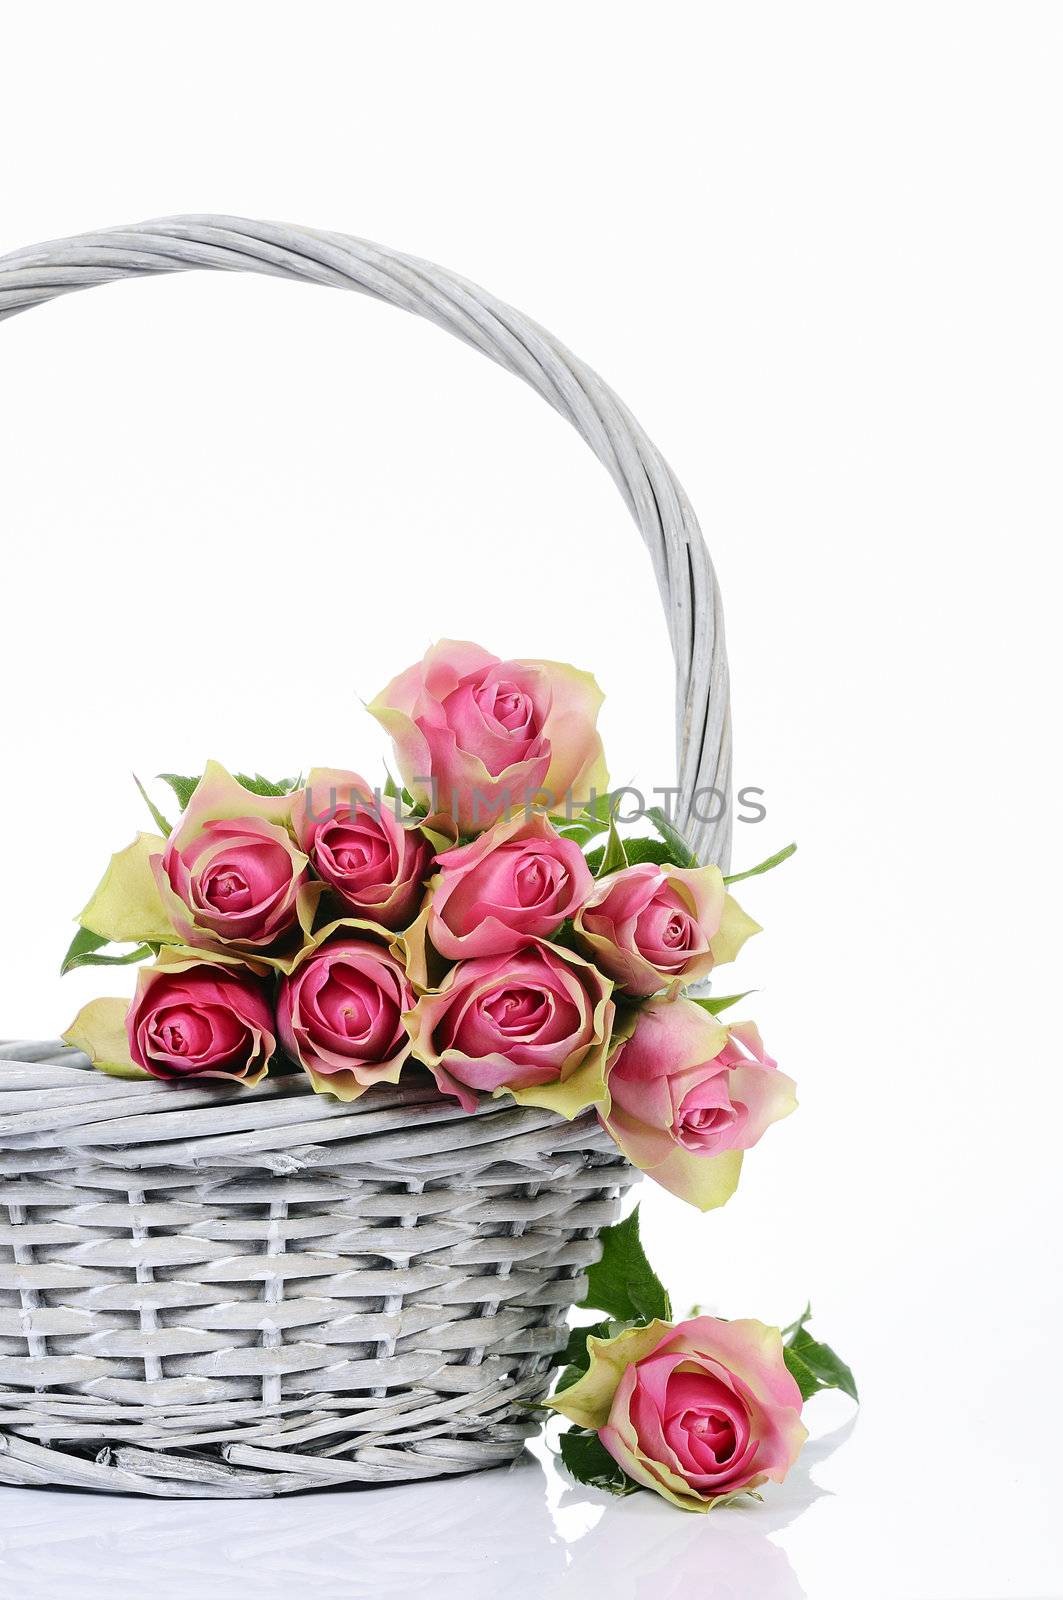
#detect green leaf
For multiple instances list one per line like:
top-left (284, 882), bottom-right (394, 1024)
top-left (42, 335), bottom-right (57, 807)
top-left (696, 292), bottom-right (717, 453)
top-left (62, 926), bottom-right (106, 972)
top-left (690, 990), bottom-right (755, 1017)
top-left (558, 1428), bottom-right (640, 1497)
top-left (581, 789), bottom-right (626, 826)
top-left (585, 834), bottom-right (679, 876)
top-left (158, 772), bottom-right (202, 811)
top-left (133, 775), bottom-right (173, 839)
top-left (161, 770), bottom-right (302, 806)
top-left (383, 769), bottom-right (416, 808)
top-left (547, 921), bottom-right (583, 957)
top-left (781, 1303), bottom-right (813, 1341)
top-left (724, 842), bottom-right (797, 885)
top-left (553, 821), bottom-right (605, 848)
top-left (549, 787), bottom-right (629, 846)
top-left (625, 836), bottom-right (681, 868)
top-left (596, 814), bottom-right (628, 878)
top-left (61, 926), bottom-right (155, 976)
top-left (233, 772), bottom-right (301, 797)
top-left (579, 1205), bottom-right (672, 1323)
top-left (782, 1306), bottom-right (858, 1402)
top-left (646, 807), bottom-right (699, 869)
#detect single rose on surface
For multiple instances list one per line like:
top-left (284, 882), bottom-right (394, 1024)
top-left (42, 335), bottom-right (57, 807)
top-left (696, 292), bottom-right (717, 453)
top-left (368, 639), bottom-right (608, 834)
top-left (405, 940), bottom-right (614, 1116)
top-left (602, 998), bottom-right (796, 1210)
top-left (292, 768), bottom-right (431, 930)
top-left (574, 861), bottom-right (759, 997)
top-left (546, 1315), bottom-right (807, 1512)
top-left (126, 958), bottom-right (276, 1084)
top-left (278, 929), bottom-right (415, 1101)
top-left (427, 812), bottom-right (593, 959)
top-left (152, 762), bottom-right (311, 961)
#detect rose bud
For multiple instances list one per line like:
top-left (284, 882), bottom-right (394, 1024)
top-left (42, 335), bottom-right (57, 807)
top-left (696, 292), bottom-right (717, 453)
top-left (545, 1316), bottom-right (807, 1512)
top-left (428, 812), bottom-right (593, 959)
top-left (292, 768), bottom-right (431, 930)
top-left (127, 957), bottom-right (276, 1084)
top-left (603, 998), bottom-right (796, 1209)
top-left (574, 861), bottom-right (760, 997)
top-left (153, 762), bottom-right (310, 958)
top-left (278, 934), bottom-right (415, 1101)
top-left (405, 941), bottom-right (614, 1116)
top-left (368, 639), bottom-right (608, 835)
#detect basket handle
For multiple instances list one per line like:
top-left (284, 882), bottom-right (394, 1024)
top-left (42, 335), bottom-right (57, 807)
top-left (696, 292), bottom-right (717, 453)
top-left (0, 215), bottom-right (732, 867)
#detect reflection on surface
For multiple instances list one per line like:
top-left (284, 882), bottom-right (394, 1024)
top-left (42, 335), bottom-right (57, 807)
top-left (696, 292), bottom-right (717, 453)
top-left (558, 1419), bottom-right (856, 1600)
top-left (0, 1453), bottom-right (559, 1600)
top-left (562, 1495), bottom-right (804, 1600)
top-left (0, 1420), bottom-right (855, 1600)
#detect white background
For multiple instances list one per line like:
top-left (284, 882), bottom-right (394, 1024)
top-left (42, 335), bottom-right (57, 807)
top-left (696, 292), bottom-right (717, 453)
top-left (1, 5), bottom-right (1061, 1597)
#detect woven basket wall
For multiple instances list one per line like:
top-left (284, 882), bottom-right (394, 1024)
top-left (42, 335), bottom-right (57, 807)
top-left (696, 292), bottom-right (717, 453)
top-left (0, 1041), bottom-right (635, 1496)
top-left (0, 217), bottom-right (731, 1497)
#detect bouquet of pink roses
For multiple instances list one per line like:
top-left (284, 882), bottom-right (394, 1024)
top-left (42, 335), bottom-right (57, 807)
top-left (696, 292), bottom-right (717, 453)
top-left (64, 638), bottom-right (793, 1213)
top-left (63, 638), bottom-right (854, 1510)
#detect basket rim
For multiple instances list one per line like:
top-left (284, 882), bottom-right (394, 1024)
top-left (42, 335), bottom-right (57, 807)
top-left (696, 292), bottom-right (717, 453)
top-left (0, 1040), bottom-right (619, 1173)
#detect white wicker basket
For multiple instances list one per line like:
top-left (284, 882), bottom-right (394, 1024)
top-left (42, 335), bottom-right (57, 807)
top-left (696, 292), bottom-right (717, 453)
top-left (0, 217), bottom-right (731, 1498)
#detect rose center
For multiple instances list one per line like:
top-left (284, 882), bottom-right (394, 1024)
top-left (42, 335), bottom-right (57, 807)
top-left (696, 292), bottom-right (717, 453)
top-left (482, 985), bottom-right (550, 1035)
top-left (152, 1005), bottom-right (215, 1060)
top-left (673, 1081), bottom-right (745, 1153)
top-left (336, 843), bottom-right (371, 871)
top-left (314, 971), bottom-right (383, 1041)
top-left (688, 1407), bottom-right (738, 1463)
top-left (513, 853), bottom-right (561, 909)
top-left (203, 868), bottom-right (250, 909)
top-left (633, 889), bottom-right (699, 965)
top-left (479, 683), bottom-right (533, 732)
top-left (683, 1104), bottom-right (734, 1135)
top-left (339, 998), bottom-right (373, 1037)
top-left (326, 823), bottom-right (390, 878)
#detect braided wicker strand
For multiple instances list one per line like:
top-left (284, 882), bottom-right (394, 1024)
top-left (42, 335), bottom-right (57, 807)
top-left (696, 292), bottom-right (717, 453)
top-left (0, 215), bottom-right (731, 868)
top-left (0, 217), bottom-right (731, 1496)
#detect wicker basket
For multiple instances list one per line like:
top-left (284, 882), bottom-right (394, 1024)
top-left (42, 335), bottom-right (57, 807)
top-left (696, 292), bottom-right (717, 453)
top-left (0, 216), bottom-right (731, 1498)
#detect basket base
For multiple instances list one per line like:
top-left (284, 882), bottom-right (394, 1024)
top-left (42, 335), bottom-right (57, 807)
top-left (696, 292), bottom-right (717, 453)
top-left (0, 1424), bottom-right (535, 1499)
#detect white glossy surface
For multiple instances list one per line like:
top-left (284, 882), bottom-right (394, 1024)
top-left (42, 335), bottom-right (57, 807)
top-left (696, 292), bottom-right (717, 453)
top-left (1, 1404), bottom-right (1058, 1599)
top-left (0, 1422), bottom-right (841, 1600)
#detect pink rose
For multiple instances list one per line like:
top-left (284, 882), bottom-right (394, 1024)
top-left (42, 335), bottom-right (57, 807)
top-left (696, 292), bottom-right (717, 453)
top-left (153, 763), bottom-right (310, 958)
top-left (406, 941), bottom-right (614, 1116)
top-left (546, 1316), bottom-right (807, 1511)
top-left (292, 768), bottom-right (431, 930)
top-left (127, 958), bottom-right (276, 1084)
top-left (278, 935), bottom-right (414, 1101)
top-left (368, 639), bottom-right (608, 834)
top-left (428, 812), bottom-right (593, 959)
top-left (603, 999), bottom-right (796, 1209)
top-left (575, 861), bottom-right (759, 997)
